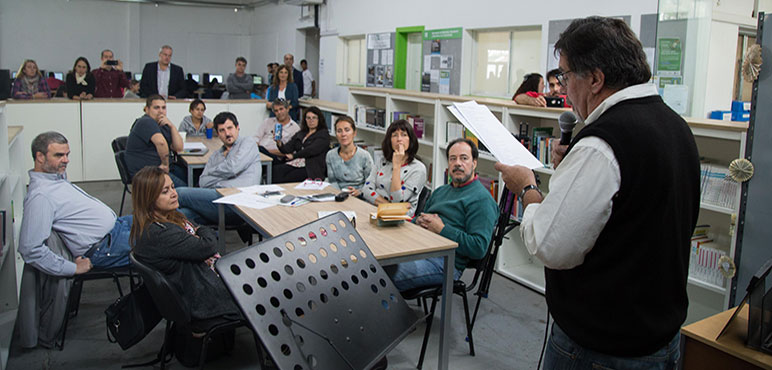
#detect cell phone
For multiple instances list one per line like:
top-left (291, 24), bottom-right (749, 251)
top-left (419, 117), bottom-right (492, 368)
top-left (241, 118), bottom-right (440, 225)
top-left (106, 60), bottom-right (119, 66)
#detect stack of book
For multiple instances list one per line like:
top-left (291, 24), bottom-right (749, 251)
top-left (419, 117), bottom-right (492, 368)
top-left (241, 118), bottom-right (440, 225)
top-left (354, 105), bottom-right (386, 129)
top-left (689, 225), bottom-right (727, 287)
top-left (700, 163), bottom-right (738, 209)
top-left (532, 127), bottom-right (555, 167)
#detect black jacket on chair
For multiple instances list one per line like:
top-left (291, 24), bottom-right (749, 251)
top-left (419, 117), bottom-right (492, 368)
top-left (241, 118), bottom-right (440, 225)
top-left (139, 62), bottom-right (186, 98)
top-left (279, 129), bottom-right (331, 180)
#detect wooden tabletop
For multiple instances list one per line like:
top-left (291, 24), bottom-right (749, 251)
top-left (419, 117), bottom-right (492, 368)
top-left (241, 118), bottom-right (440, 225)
top-left (8, 125), bottom-right (22, 145)
top-left (180, 136), bottom-right (272, 166)
top-left (218, 185), bottom-right (457, 261)
top-left (681, 304), bottom-right (772, 369)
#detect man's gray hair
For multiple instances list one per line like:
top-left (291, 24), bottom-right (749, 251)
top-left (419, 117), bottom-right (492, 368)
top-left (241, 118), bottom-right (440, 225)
top-left (101, 49), bottom-right (113, 58)
top-left (31, 131), bottom-right (68, 160)
top-left (160, 45), bottom-right (173, 53)
top-left (273, 98), bottom-right (290, 109)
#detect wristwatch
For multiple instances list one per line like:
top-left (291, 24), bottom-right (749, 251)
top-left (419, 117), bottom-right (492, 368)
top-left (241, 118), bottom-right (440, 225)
top-left (520, 184), bottom-right (542, 200)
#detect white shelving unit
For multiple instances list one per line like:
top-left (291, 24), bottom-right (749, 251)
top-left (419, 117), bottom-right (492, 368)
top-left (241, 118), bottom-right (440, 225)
top-left (0, 102), bottom-right (25, 370)
top-left (348, 87), bottom-right (748, 325)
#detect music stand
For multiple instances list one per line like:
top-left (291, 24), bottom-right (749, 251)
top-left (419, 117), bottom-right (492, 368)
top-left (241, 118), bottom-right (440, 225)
top-left (216, 212), bottom-right (421, 370)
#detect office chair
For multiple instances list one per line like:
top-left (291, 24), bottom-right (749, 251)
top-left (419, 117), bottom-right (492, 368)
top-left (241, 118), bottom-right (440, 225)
top-left (114, 151), bottom-right (132, 216)
top-left (111, 136), bottom-right (128, 153)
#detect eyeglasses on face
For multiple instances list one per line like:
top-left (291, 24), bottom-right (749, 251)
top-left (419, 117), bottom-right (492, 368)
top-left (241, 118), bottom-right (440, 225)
top-left (556, 70), bottom-right (573, 87)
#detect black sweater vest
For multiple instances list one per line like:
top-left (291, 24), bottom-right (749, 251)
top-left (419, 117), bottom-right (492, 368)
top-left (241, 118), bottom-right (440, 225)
top-left (546, 95), bottom-right (701, 356)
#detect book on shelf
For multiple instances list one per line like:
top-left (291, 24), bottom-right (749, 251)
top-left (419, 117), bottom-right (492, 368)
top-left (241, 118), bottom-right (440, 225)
top-left (463, 127), bottom-right (489, 153)
top-left (354, 105), bottom-right (369, 126)
top-left (700, 162), bottom-right (738, 209)
top-left (409, 116), bottom-right (424, 139)
top-left (446, 121), bottom-right (464, 143)
top-left (689, 225), bottom-right (727, 287)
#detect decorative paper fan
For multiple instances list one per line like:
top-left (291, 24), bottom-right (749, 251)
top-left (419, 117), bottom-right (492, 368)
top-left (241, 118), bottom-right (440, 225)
top-left (718, 255), bottom-right (737, 279)
top-left (742, 44), bottom-right (763, 82)
top-left (729, 158), bottom-right (754, 182)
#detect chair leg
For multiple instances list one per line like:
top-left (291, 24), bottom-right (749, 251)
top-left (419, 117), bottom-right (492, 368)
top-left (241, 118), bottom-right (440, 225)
top-left (417, 295), bottom-right (438, 370)
top-left (462, 291), bottom-right (475, 356)
top-left (119, 187), bottom-right (128, 216)
top-left (160, 321), bottom-right (173, 370)
top-left (199, 332), bottom-right (211, 370)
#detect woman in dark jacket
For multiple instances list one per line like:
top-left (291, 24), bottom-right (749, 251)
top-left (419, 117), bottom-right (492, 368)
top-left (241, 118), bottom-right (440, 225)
top-left (130, 167), bottom-right (239, 321)
top-left (265, 64), bottom-right (300, 121)
top-left (273, 106), bottom-right (331, 183)
top-left (65, 57), bottom-right (95, 100)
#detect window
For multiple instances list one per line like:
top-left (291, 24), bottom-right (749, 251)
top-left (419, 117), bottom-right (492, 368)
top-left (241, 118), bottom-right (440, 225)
top-left (337, 35), bottom-right (366, 86)
top-left (471, 27), bottom-right (542, 98)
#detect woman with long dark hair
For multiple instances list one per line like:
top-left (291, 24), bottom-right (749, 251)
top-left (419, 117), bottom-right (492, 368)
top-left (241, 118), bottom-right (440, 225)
top-left (512, 73), bottom-right (546, 107)
top-left (130, 167), bottom-right (239, 322)
top-left (265, 64), bottom-right (300, 121)
top-left (273, 106), bottom-right (331, 183)
top-left (361, 119), bottom-right (426, 216)
top-left (65, 57), bottom-right (95, 100)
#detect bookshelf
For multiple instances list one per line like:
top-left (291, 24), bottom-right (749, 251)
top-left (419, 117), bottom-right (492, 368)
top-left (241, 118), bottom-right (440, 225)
top-left (348, 87), bottom-right (748, 324)
top-left (0, 102), bottom-right (25, 370)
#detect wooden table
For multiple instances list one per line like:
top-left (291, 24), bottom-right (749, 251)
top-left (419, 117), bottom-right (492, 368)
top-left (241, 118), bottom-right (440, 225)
top-left (681, 304), bottom-right (772, 369)
top-left (217, 185), bottom-right (457, 370)
top-left (179, 136), bottom-right (273, 186)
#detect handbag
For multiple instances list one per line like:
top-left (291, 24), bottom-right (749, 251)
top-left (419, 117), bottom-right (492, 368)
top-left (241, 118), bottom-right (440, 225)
top-left (105, 272), bottom-right (162, 350)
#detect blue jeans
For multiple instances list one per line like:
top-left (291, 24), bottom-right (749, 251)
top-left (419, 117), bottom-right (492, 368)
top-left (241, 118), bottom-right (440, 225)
top-left (543, 322), bottom-right (680, 370)
top-left (89, 215), bottom-right (133, 269)
top-left (386, 257), bottom-right (462, 292)
top-left (177, 187), bottom-right (242, 226)
top-left (169, 163), bottom-right (188, 188)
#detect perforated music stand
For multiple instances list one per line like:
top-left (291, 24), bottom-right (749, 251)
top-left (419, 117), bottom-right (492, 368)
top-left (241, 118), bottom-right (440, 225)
top-left (216, 212), bottom-right (421, 370)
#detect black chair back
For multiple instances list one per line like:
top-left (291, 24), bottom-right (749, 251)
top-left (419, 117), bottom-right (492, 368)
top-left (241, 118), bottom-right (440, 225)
top-left (111, 136), bottom-right (128, 154)
top-left (115, 151), bottom-right (132, 185)
top-left (415, 186), bottom-right (432, 217)
top-left (129, 253), bottom-right (190, 325)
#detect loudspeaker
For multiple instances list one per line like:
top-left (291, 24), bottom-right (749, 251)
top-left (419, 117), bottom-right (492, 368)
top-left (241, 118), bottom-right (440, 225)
top-left (0, 70), bottom-right (10, 100)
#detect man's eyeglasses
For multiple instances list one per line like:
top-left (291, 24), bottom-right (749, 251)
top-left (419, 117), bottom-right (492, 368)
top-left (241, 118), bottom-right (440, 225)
top-left (556, 70), bottom-right (572, 87)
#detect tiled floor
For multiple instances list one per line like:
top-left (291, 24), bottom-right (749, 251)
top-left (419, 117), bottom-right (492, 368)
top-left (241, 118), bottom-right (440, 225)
top-left (7, 181), bottom-right (548, 370)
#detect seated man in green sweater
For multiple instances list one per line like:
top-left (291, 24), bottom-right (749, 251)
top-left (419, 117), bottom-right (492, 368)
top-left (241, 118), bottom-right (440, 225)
top-left (387, 138), bottom-right (499, 291)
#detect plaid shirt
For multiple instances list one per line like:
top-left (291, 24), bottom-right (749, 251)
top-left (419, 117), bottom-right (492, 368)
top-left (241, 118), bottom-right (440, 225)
top-left (12, 77), bottom-right (51, 99)
top-left (92, 68), bottom-right (130, 98)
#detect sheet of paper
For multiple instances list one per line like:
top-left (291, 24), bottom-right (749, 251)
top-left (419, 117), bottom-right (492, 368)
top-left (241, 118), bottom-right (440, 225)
top-left (449, 101), bottom-right (543, 169)
top-left (386, 50), bottom-right (394, 65)
top-left (372, 50), bottom-right (380, 64)
top-left (423, 55), bottom-right (432, 72)
top-left (295, 180), bottom-right (330, 190)
top-left (213, 192), bottom-right (275, 210)
top-left (183, 142), bottom-right (207, 151)
top-left (237, 184), bottom-right (284, 194)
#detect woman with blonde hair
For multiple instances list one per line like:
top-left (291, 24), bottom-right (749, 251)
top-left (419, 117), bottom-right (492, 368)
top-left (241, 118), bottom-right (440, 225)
top-left (12, 59), bottom-right (51, 99)
top-left (130, 167), bottom-right (239, 322)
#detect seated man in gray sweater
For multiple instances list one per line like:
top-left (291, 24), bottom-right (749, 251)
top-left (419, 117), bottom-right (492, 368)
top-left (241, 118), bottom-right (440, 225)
top-left (19, 132), bottom-right (133, 277)
top-left (177, 111), bottom-right (261, 226)
top-left (226, 57), bottom-right (253, 99)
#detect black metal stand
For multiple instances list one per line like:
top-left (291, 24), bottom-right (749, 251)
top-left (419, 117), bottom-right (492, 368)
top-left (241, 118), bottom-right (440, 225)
top-left (216, 212), bottom-right (421, 370)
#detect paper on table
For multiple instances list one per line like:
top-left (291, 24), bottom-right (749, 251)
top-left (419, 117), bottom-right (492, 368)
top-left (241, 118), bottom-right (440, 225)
top-left (295, 180), bottom-right (330, 190)
top-left (237, 184), bottom-right (284, 194)
top-left (449, 101), bottom-right (543, 169)
top-left (213, 192), bottom-right (275, 210)
top-left (183, 142), bottom-right (207, 151)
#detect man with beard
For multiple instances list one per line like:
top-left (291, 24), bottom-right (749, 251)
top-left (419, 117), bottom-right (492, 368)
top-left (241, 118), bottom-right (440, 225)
top-left (176, 112), bottom-right (261, 227)
top-left (386, 138), bottom-right (498, 291)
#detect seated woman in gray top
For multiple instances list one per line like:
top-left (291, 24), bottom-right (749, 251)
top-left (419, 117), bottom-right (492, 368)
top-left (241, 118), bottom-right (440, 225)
top-left (362, 119), bottom-right (426, 216)
top-left (130, 167), bottom-right (240, 322)
top-left (326, 115), bottom-right (373, 196)
top-left (178, 99), bottom-right (213, 136)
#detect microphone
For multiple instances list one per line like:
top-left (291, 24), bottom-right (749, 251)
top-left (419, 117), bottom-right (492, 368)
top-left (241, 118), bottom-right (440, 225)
top-left (558, 111), bottom-right (578, 145)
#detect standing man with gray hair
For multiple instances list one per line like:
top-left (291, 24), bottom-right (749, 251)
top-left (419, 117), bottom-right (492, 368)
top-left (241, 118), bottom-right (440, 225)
top-left (496, 16), bottom-right (700, 368)
top-left (19, 131), bottom-right (133, 277)
top-left (284, 53), bottom-right (304, 98)
top-left (139, 45), bottom-right (186, 99)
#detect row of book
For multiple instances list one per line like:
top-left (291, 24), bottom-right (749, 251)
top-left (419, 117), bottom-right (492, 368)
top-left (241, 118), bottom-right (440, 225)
top-left (354, 105), bottom-right (386, 128)
top-left (689, 226), bottom-right (728, 287)
top-left (700, 162), bottom-right (739, 210)
top-left (445, 121), bottom-right (490, 153)
top-left (392, 112), bottom-right (426, 139)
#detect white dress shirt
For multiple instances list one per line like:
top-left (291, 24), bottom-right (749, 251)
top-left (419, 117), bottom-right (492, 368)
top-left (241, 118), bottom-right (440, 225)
top-left (520, 83), bottom-right (659, 270)
top-left (157, 65), bottom-right (170, 97)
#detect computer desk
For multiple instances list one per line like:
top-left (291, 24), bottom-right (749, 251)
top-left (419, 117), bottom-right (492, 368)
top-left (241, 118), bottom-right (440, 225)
top-left (179, 136), bottom-right (273, 186)
top-left (216, 185), bottom-right (457, 370)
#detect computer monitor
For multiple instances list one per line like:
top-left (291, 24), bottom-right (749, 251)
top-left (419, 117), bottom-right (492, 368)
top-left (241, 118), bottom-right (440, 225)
top-left (252, 74), bottom-right (262, 85)
top-left (209, 74), bottom-right (222, 83)
top-left (134, 73), bottom-right (142, 81)
top-left (54, 72), bottom-right (64, 80)
top-left (192, 74), bottom-right (200, 83)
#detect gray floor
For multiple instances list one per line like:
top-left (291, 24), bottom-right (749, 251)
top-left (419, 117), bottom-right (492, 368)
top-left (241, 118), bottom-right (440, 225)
top-left (7, 180), bottom-right (549, 370)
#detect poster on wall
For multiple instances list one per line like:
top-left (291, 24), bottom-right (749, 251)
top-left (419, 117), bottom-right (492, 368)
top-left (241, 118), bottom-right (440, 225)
top-left (366, 32), bottom-right (395, 88)
top-left (422, 27), bottom-right (463, 95)
top-left (657, 38), bottom-right (682, 76)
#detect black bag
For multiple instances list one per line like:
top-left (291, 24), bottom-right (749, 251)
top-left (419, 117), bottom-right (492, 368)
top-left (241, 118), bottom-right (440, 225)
top-left (171, 322), bottom-right (235, 368)
top-left (105, 278), bottom-right (162, 350)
